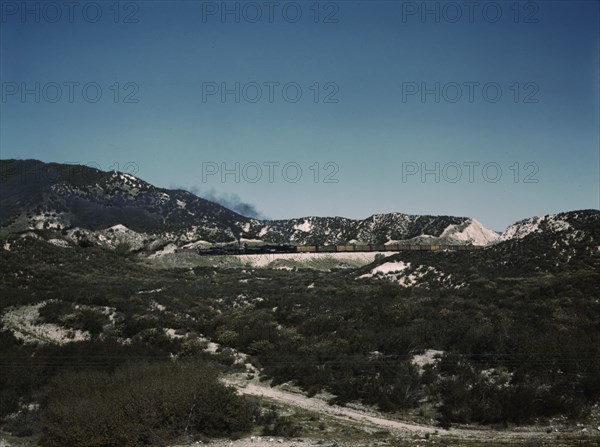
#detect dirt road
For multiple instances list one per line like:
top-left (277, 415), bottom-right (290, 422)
top-left (225, 378), bottom-right (598, 442)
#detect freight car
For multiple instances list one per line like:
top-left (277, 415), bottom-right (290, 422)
top-left (196, 243), bottom-right (482, 255)
top-left (297, 245), bottom-right (317, 253)
top-left (244, 244), bottom-right (296, 254)
top-left (317, 245), bottom-right (337, 253)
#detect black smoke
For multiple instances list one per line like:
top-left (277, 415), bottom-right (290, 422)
top-left (170, 184), bottom-right (267, 219)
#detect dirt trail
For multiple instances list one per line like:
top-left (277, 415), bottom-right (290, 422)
top-left (225, 379), bottom-right (596, 441)
top-left (235, 382), bottom-right (437, 435)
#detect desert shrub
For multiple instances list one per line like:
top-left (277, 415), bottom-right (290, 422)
top-left (262, 416), bottom-right (301, 438)
top-left (258, 405), bottom-right (301, 438)
top-left (61, 308), bottom-right (107, 335)
top-left (122, 314), bottom-right (160, 338)
top-left (37, 301), bottom-right (73, 325)
top-left (435, 354), bottom-right (593, 424)
top-left (41, 361), bottom-right (254, 447)
top-left (115, 242), bottom-right (132, 256)
top-left (215, 329), bottom-right (239, 347)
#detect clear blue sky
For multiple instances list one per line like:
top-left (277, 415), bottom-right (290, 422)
top-left (1, 0), bottom-right (599, 231)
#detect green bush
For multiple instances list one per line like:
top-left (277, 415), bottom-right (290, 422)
top-left (37, 301), bottom-right (74, 325)
top-left (258, 405), bottom-right (301, 438)
top-left (41, 361), bottom-right (254, 447)
top-left (115, 242), bottom-right (132, 256)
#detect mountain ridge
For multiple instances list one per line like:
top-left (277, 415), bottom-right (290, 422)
top-left (4, 159), bottom-right (594, 253)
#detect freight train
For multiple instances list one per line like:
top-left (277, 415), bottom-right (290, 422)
top-left (195, 243), bottom-right (483, 255)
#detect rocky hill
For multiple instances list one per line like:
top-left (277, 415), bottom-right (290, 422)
top-left (357, 209), bottom-right (600, 289)
top-left (1, 159), bottom-right (502, 252)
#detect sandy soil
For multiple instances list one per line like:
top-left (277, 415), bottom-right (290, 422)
top-left (1, 302), bottom-right (90, 345)
top-left (231, 252), bottom-right (395, 268)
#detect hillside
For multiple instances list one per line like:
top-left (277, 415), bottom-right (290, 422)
top-left (0, 159), bottom-right (500, 251)
top-left (249, 214), bottom-right (499, 246)
top-left (0, 159), bottom-right (252, 242)
top-left (1, 209), bottom-right (599, 444)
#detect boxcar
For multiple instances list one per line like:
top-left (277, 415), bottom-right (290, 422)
top-left (354, 245), bottom-right (371, 252)
top-left (409, 245), bottom-right (420, 251)
top-left (297, 245), bottom-right (317, 253)
top-left (371, 244), bottom-right (386, 251)
top-left (384, 244), bottom-right (400, 251)
top-left (318, 245), bottom-right (337, 253)
top-left (336, 245), bottom-right (354, 252)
